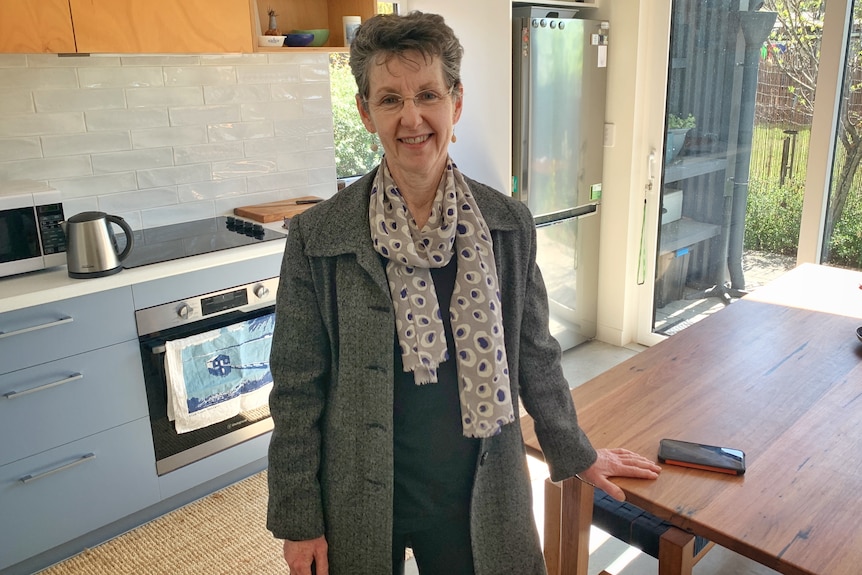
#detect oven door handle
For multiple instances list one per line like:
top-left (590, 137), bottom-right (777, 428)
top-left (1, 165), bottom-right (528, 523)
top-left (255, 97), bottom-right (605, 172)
top-left (150, 344), bottom-right (166, 355)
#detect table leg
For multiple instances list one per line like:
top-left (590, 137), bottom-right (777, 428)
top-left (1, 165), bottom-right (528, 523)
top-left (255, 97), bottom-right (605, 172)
top-left (543, 477), bottom-right (593, 575)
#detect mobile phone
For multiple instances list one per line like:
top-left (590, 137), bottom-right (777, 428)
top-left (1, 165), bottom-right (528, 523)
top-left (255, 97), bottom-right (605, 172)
top-left (658, 438), bottom-right (746, 475)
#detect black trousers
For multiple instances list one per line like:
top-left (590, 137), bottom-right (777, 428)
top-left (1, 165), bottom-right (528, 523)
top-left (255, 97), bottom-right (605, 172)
top-left (392, 514), bottom-right (475, 575)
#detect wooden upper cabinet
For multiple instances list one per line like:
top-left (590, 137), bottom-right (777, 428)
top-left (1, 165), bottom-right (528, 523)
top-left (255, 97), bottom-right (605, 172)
top-left (0, 0), bottom-right (77, 53)
top-left (69, 0), bottom-right (254, 53)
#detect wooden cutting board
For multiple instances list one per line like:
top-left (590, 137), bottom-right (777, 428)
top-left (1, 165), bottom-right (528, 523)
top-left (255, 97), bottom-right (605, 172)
top-left (233, 196), bottom-right (323, 223)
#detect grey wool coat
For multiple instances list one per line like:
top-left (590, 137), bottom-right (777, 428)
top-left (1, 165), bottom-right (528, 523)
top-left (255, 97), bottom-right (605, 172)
top-left (266, 168), bottom-right (597, 574)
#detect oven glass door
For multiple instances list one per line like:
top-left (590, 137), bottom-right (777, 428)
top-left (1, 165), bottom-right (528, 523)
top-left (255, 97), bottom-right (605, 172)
top-left (140, 306), bottom-right (275, 475)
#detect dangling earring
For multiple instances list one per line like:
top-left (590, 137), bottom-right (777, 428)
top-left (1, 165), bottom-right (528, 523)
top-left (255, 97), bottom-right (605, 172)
top-left (370, 135), bottom-right (379, 152)
top-left (451, 133), bottom-right (457, 144)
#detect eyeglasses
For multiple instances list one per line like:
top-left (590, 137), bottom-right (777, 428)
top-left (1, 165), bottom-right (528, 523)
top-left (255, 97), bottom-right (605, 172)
top-left (364, 86), bottom-right (455, 114)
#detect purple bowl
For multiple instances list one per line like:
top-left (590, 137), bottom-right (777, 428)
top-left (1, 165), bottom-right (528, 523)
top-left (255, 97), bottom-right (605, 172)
top-left (285, 33), bottom-right (314, 47)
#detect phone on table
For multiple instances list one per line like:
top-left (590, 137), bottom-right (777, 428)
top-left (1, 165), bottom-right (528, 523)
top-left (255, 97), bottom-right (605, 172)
top-left (658, 438), bottom-right (746, 475)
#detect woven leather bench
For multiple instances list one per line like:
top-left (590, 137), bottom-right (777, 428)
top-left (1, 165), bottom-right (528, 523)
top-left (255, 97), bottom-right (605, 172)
top-left (543, 477), bottom-right (714, 575)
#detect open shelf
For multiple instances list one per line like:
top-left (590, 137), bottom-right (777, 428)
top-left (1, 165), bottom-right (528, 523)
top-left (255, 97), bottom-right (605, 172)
top-left (664, 154), bottom-right (728, 184)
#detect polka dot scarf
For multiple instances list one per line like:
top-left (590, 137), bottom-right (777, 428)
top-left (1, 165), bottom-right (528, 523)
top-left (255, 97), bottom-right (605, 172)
top-left (369, 158), bottom-right (515, 438)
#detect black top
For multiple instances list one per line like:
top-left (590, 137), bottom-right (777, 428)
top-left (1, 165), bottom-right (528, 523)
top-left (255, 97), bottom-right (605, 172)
top-left (392, 257), bottom-right (480, 533)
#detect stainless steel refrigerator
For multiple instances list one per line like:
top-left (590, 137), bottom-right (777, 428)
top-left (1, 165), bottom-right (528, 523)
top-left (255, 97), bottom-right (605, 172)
top-left (512, 5), bottom-right (608, 351)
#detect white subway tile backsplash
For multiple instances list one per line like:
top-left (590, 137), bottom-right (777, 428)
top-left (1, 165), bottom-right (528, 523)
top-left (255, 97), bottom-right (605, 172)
top-left (178, 177), bottom-right (247, 202)
top-left (137, 164), bottom-right (212, 188)
top-left (79, 67), bottom-right (165, 89)
top-left (201, 54), bottom-right (268, 66)
top-left (140, 201), bottom-right (215, 228)
top-left (168, 104), bottom-right (241, 127)
top-left (303, 99), bottom-right (335, 118)
top-left (126, 86), bottom-right (204, 108)
top-left (51, 172), bottom-right (139, 198)
top-left (0, 90), bottom-right (35, 115)
top-left (42, 131), bottom-right (132, 157)
top-left (294, 82), bottom-right (332, 101)
top-left (34, 88), bottom-right (127, 112)
top-left (173, 141), bottom-right (245, 165)
top-left (212, 158), bottom-right (277, 180)
top-left (0, 112), bottom-right (85, 137)
top-left (120, 55), bottom-right (201, 67)
top-left (0, 67), bottom-right (78, 89)
top-left (241, 101), bottom-right (303, 122)
top-left (244, 136), bottom-right (304, 157)
top-left (62, 197), bottom-right (100, 220)
top-left (247, 169), bottom-right (307, 193)
top-left (0, 51), bottom-right (336, 226)
top-left (99, 186), bottom-right (179, 213)
top-left (132, 126), bottom-right (208, 149)
top-left (307, 133), bottom-right (335, 150)
top-left (0, 138), bottom-right (42, 161)
top-left (164, 66), bottom-right (237, 87)
top-left (0, 155), bottom-right (92, 181)
top-left (308, 166), bottom-right (337, 186)
top-left (274, 117), bottom-right (333, 137)
top-left (236, 64), bottom-right (300, 85)
top-left (0, 55), bottom-right (27, 67)
top-left (278, 149), bottom-right (334, 172)
top-left (28, 54), bottom-right (120, 68)
top-left (204, 84), bottom-right (271, 105)
top-left (208, 121), bottom-right (273, 142)
top-left (92, 148), bottom-right (174, 174)
top-left (85, 108), bottom-right (170, 131)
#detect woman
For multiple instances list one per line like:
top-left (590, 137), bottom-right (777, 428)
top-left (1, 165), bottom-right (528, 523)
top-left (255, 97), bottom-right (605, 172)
top-left (266, 11), bottom-right (660, 575)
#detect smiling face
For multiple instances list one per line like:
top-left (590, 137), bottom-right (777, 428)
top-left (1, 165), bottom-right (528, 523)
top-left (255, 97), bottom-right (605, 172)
top-left (356, 50), bottom-right (462, 191)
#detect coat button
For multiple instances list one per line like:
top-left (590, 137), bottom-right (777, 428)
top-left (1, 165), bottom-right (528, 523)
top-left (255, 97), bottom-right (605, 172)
top-left (479, 451), bottom-right (489, 465)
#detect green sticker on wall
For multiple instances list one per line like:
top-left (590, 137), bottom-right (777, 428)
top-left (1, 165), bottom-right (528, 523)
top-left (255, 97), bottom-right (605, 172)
top-left (590, 183), bottom-right (602, 201)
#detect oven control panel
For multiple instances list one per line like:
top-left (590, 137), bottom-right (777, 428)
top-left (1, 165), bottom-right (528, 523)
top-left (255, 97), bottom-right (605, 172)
top-left (134, 276), bottom-right (279, 336)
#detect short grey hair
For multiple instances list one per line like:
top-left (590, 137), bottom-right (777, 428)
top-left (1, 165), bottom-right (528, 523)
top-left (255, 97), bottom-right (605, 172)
top-left (348, 11), bottom-right (464, 105)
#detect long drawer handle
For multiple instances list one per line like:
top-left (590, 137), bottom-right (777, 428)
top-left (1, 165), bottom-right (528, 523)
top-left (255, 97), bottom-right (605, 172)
top-left (0, 316), bottom-right (74, 339)
top-left (3, 373), bottom-right (84, 400)
top-left (19, 453), bottom-right (96, 484)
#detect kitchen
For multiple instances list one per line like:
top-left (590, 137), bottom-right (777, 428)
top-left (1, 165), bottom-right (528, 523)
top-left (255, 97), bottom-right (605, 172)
top-left (0, 0), bottom-right (811, 573)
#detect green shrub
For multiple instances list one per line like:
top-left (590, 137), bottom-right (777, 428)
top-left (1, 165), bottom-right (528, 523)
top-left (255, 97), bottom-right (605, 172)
top-left (330, 53), bottom-right (382, 178)
top-left (744, 176), bottom-right (803, 256)
top-left (825, 186), bottom-right (862, 267)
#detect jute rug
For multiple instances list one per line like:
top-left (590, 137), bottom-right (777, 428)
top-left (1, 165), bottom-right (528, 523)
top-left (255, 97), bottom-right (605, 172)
top-left (37, 471), bottom-right (287, 575)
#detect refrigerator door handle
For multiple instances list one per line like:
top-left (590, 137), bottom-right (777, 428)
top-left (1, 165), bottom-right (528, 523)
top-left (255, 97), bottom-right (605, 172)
top-left (534, 204), bottom-right (598, 228)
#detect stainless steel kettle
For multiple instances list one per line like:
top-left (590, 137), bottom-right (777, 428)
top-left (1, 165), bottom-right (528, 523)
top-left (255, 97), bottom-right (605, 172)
top-left (62, 211), bottom-right (134, 279)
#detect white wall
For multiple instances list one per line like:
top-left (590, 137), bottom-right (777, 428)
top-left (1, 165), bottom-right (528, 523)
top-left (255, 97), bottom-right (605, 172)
top-left (0, 52), bottom-right (338, 230)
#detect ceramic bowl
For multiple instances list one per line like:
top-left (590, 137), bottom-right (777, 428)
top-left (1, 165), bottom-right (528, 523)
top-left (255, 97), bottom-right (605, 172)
top-left (258, 35), bottom-right (286, 48)
top-left (285, 33), bottom-right (315, 47)
top-left (289, 29), bottom-right (330, 47)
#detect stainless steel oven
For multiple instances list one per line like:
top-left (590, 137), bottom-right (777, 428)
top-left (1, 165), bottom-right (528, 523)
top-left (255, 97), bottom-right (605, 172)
top-left (135, 277), bottom-right (278, 476)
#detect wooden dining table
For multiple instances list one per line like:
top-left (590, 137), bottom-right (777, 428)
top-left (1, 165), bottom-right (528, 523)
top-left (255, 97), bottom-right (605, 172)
top-left (521, 263), bottom-right (862, 575)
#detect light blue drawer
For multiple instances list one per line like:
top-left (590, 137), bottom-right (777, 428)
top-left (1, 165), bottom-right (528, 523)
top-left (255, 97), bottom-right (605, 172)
top-left (0, 417), bottom-right (159, 571)
top-left (0, 340), bottom-right (148, 467)
top-left (0, 287), bottom-right (137, 374)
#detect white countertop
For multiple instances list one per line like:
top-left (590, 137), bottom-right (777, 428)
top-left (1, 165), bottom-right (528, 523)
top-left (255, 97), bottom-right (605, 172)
top-left (0, 239), bottom-right (286, 314)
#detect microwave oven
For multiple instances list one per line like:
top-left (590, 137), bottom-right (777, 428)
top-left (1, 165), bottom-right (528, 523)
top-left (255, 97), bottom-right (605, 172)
top-left (0, 184), bottom-right (67, 278)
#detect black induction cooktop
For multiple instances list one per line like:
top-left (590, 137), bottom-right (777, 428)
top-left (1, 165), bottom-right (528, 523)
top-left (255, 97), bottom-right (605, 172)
top-left (122, 216), bottom-right (286, 269)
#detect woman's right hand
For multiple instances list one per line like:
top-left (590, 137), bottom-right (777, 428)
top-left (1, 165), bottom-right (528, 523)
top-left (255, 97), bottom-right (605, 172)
top-left (283, 536), bottom-right (328, 575)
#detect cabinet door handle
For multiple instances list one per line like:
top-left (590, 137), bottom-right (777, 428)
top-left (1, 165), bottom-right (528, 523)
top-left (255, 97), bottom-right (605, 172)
top-left (19, 453), bottom-right (96, 484)
top-left (3, 373), bottom-right (84, 400)
top-left (0, 316), bottom-right (73, 340)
